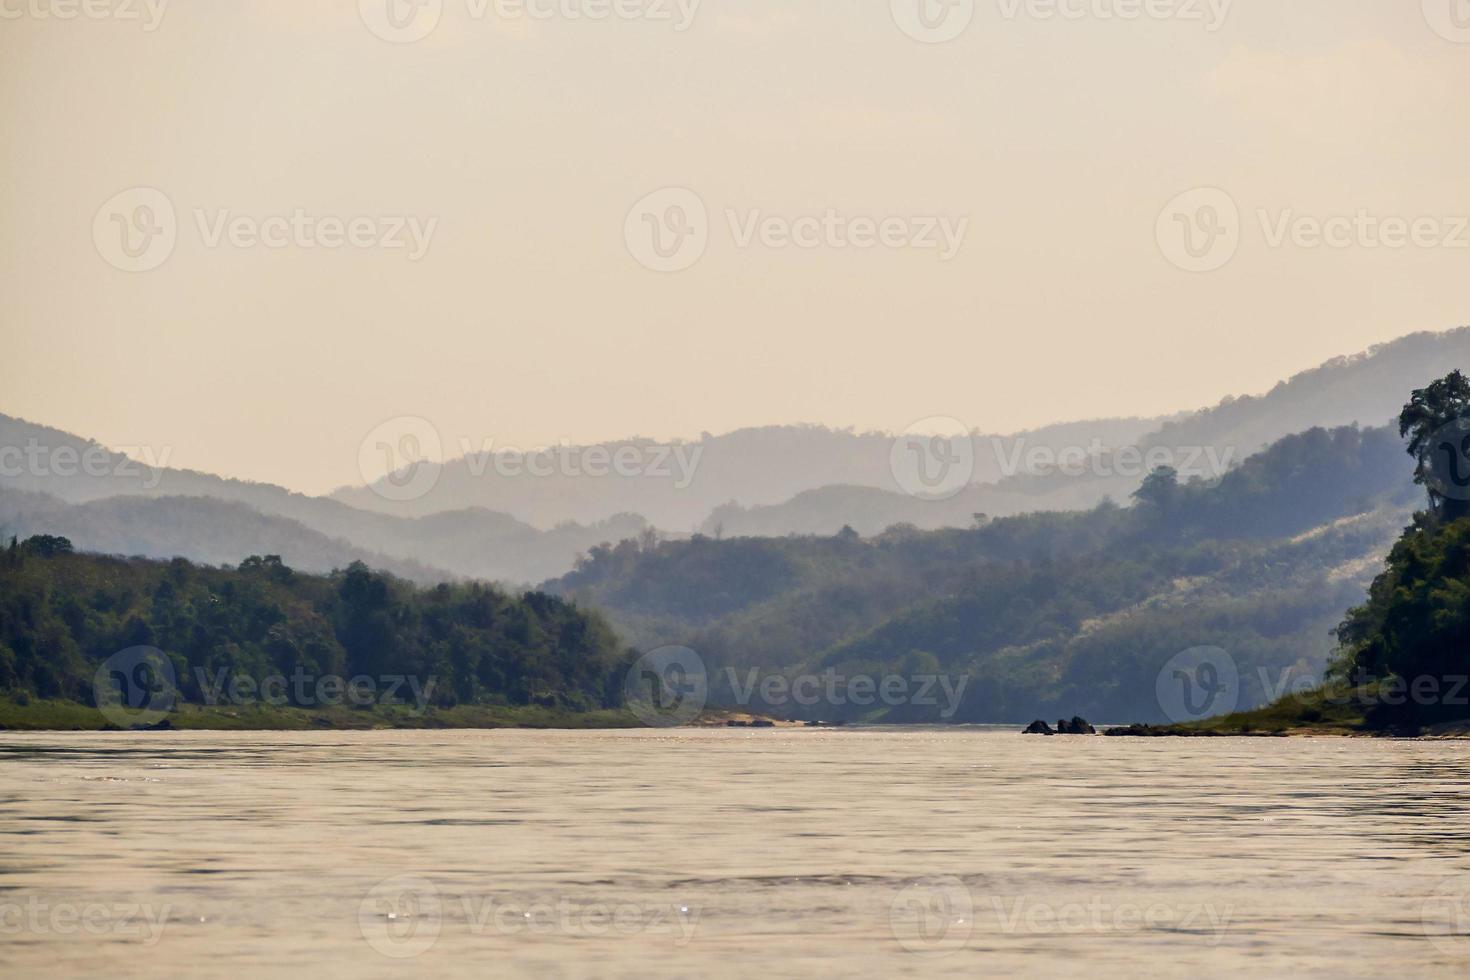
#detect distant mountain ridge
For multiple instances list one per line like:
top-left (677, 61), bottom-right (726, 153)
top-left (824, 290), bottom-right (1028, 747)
top-left (329, 416), bottom-right (1169, 529)
top-left (2, 325), bottom-right (1466, 580)
top-left (0, 488), bottom-right (454, 584)
top-left (697, 327), bottom-right (1470, 537)
top-left (1143, 328), bottom-right (1470, 458)
top-left (0, 413), bottom-right (648, 584)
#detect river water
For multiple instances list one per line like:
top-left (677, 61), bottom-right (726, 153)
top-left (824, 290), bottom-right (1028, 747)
top-left (2, 728), bottom-right (1469, 978)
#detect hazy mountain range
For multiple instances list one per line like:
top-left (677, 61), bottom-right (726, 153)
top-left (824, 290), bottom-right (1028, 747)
top-left (550, 424), bottom-right (1424, 723)
top-left (1, 326), bottom-right (1466, 584)
top-left (331, 415), bottom-right (1169, 529)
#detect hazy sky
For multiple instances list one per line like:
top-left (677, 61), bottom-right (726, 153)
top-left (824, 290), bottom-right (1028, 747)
top-left (2, 0), bottom-right (1467, 494)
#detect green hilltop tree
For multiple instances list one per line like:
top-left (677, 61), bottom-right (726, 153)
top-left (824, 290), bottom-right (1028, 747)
top-left (1398, 368), bottom-right (1470, 523)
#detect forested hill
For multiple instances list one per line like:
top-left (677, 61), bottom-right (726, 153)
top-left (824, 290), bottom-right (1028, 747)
top-left (1143, 327), bottom-right (1470, 462)
top-left (550, 425), bottom-right (1419, 723)
top-left (0, 541), bottom-right (630, 716)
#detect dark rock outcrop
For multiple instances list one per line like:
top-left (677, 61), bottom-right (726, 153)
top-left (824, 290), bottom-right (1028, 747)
top-left (1025, 717), bottom-right (1097, 735)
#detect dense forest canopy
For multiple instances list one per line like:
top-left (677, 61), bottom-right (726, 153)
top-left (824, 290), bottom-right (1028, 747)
top-left (0, 544), bottom-right (629, 714)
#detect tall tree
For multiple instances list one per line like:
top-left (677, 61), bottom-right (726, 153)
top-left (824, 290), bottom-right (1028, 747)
top-left (1398, 369), bottom-right (1470, 522)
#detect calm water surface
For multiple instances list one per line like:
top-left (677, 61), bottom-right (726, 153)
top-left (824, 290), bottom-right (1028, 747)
top-left (2, 729), bottom-right (1469, 978)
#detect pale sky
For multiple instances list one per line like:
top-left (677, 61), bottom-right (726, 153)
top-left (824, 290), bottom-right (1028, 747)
top-left (2, 0), bottom-right (1467, 494)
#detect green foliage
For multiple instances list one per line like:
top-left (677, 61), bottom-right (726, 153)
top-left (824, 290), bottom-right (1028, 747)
top-left (20, 534), bottom-right (73, 558)
top-left (0, 541), bottom-right (629, 713)
top-left (553, 424), bottom-right (1411, 723)
top-left (1301, 370), bottom-right (1470, 729)
top-left (1398, 368), bottom-right (1470, 522)
top-left (1333, 517), bottom-right (1470, 691)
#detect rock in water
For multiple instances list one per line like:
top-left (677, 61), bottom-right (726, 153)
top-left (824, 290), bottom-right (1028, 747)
top-left (1023, 719), bottom-right (1055, 735)
top-left (1056, 716), bottom-right (1097, 735)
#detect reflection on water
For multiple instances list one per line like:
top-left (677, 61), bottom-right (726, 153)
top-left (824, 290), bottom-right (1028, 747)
top-left (2, 729), bottom-right (1469, 977)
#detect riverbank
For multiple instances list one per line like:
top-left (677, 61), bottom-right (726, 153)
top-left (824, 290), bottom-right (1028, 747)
top-left (1104, 683), bottom-right (1470, 739)
top-left (0, 698), bottom-right (646, 732)
top-left (0, 698), bottom-right (804, 732)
